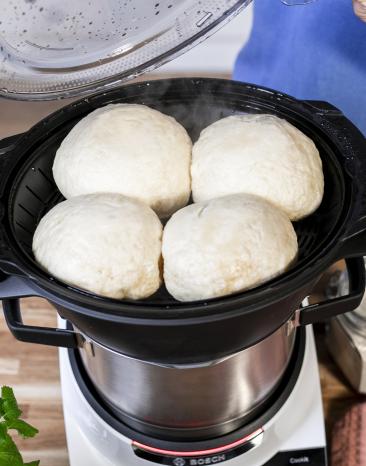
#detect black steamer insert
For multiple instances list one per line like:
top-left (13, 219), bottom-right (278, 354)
top-left (0, 79), bottom-right (365, 364)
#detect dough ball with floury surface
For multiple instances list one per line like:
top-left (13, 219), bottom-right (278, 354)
top-left (53, 103), bottom-right (192, 218)
top-left (32, 193), bottom-right (163, 300)
top-left (191, 114), bottom-right (324, 221)
top-left (162, 194), bottom-right (298, 302)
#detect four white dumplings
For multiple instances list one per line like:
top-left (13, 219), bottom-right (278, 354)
top-left (33, 106), bottom-right (323, 301)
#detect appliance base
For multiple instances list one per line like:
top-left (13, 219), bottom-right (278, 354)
top-left (59, 326), bottom-right (326, 466)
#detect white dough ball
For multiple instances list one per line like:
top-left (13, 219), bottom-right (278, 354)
top-left (162, 194), bottom-right (298, 302)
top-left (53, 104), bottom-right (192, 218)
top-left (191, 114), bottom-right (324, 221)
top-left (33, 193), bottom-right (163, 300)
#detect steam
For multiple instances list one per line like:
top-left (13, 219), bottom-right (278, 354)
top-left (88, 77), bottom-right (263, 143)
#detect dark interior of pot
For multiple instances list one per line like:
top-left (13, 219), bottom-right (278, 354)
top-left (8, 79), bottom-right (347, 307)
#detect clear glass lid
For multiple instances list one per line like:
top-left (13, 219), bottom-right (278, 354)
top-left (0, 0), bottom-right (250, 100)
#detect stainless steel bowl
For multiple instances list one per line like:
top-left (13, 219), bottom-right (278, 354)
top-left (79, 321), bottom-right (296, 439)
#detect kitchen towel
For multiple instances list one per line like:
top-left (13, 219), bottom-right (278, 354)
top-left (332, 402), bottom-right (366, 466)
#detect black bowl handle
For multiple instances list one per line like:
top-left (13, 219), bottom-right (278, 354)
top-left (299, 257), bottom-right (365, 325)
top-left (0, 273), bottom-right (80, 348)
top-left (3, 298), bottom-right (80, 348)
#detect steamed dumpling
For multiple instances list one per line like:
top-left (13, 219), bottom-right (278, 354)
top-left (191, 114), bottom-right (324, 221)
top-left (162, 193), bottom-right (298, 302)
top-left (53, 104), bottom-right (192, 218)
top-left (33, 193), bottom-right (163, 299)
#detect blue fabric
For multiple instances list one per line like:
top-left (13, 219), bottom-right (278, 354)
top-left (233, 0), bottom-right (366, 134)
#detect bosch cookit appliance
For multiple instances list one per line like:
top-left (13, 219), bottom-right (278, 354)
top-left (1, 1), bottom-right (366, 465)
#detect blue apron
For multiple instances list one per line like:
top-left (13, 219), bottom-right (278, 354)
top-left (233, 0), bottom-right (366, 134)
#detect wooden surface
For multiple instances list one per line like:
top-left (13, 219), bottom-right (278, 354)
top-left (0, 298), bottom-right (362, 466)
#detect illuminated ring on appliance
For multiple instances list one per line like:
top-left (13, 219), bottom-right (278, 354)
top-left (132, 428), bottom-right (263, 456)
